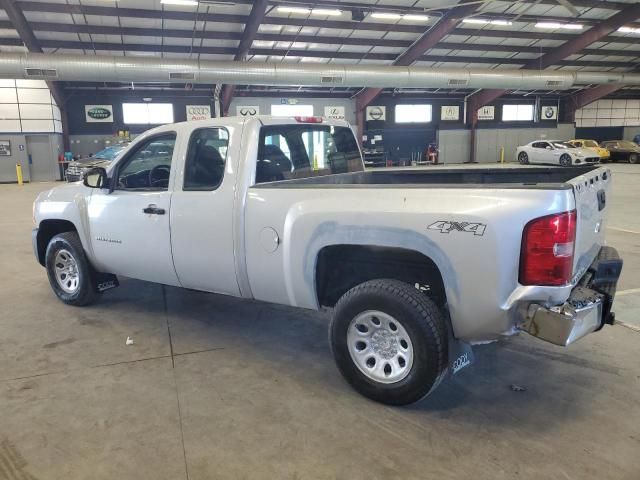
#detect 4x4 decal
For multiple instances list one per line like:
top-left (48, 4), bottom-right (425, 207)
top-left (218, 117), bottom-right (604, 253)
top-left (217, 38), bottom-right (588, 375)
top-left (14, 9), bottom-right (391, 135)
top-left (428, 221), bottom-right (487, 236)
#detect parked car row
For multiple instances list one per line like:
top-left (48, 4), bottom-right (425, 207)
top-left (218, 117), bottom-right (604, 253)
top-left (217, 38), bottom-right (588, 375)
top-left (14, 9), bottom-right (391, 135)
top-left (517, 138), bottom-right (640, 166)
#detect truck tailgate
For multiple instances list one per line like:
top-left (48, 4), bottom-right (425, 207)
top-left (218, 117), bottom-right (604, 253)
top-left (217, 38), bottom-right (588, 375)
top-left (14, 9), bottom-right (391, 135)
top-left (569, 166), bottom-right (611, 282)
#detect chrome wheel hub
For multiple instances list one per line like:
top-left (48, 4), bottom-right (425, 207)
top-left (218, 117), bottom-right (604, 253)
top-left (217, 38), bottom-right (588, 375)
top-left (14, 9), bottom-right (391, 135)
top-left (347, 310), bottom-right (414, 384)
top-left (54, 249), bottom-right (80, 294)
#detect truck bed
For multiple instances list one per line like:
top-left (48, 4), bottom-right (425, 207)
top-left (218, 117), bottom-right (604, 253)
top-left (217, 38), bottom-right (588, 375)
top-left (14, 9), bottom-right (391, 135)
top-left (254, 166), bottom-right (600, 189)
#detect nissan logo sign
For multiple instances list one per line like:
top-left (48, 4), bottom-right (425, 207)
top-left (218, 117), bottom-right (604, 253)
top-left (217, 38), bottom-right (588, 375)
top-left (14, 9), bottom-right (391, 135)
top-left (188, 107), bottom-right (209, 115)
top-left (369, 106), bottom-right (384, 120)
top-left (240, 108), bottom-right (257, 116)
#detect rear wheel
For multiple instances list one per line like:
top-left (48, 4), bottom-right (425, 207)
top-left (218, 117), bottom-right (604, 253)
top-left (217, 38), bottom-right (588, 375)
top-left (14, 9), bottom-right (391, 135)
top-left (45, 232), bottom-right (98, 306)
top-left (560, 154), bottom-right (572, 167)
top-left (629, 153), bottom-right (639, 164)
top-left (330, 279), bottom-right (448, 406)
top-left (518, 152), bottom-right (529, 164)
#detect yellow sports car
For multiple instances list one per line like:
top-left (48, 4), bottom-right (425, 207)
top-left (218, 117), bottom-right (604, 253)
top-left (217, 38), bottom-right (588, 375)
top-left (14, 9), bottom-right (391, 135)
top-left (569, 139), bottom-right (610, 161)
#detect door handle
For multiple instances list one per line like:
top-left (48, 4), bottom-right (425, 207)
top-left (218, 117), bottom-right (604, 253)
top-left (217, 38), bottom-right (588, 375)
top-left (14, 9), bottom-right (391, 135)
top-left (143, 205), bottom-right (165, 215)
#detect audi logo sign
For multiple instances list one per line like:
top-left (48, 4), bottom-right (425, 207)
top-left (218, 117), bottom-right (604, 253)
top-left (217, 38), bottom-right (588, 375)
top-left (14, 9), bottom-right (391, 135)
top-left (186, 105), bottom-right (211, 121)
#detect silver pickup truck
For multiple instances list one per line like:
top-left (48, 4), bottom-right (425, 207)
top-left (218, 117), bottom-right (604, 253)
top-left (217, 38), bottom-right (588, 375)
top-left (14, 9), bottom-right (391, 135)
top-left (32, 116), bottom-right (622, 405)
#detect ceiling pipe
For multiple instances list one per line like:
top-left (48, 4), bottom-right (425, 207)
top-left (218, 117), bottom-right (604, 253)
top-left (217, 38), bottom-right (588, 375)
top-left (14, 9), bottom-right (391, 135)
top-left (1, 53), bottom-right (639, 90)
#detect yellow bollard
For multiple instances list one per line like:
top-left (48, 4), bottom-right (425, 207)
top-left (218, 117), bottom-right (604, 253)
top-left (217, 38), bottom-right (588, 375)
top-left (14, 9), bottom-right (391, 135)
top-left (499, 146), bottom-right (505, 164)
top-left (15, 163), bottom-right (23, 186)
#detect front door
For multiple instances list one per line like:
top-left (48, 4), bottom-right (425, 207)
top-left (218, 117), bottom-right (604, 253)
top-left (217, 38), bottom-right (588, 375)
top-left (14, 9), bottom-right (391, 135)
top-left (87, 132), bottom-right (180, 286)
top-left (26, 135), bottom-right (56, 181)
top-left (170, 126), bottom-right (240, 296)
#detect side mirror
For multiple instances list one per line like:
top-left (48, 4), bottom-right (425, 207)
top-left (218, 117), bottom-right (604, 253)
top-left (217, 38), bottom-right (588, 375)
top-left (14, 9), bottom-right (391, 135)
top-left (83, 167), bottom-right (108, 189)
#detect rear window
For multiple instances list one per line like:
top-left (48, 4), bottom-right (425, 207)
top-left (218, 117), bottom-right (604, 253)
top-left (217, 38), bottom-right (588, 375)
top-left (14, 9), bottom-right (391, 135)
top-left (255, 124), bottom-right (362, 184)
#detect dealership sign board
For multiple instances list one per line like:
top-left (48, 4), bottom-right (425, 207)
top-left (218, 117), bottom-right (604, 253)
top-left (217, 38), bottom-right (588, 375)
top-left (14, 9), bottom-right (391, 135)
top-left (441, 105), bottom-right (460, 121)
top-left (366, 106), bottom-right (386, 121)
top-left (477, 106), bottom-right (495, 121)
top-left (237, 105), bottom-right (260, 117)
top-left (186, 105), bottom-right (211, 121)
top-left (324, 106), bottom-right (345, 120)
top-left (85, 105), bottom-right (113, 123)
top-left (542, 106), bottom-right (558, 120)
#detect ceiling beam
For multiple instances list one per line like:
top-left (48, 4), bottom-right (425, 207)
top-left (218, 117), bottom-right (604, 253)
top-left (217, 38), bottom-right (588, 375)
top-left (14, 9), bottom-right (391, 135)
top-left (220, 0), bottom-right (269, 115)
top-left (465, 1), bottom-right (640, 122)
top-left (0, 0), bottom-right (64, 107)
top-left (355, 2), bottom-right (480, 113)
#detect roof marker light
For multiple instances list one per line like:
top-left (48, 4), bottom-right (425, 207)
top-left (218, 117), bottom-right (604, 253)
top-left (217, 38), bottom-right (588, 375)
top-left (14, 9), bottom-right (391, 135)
top-left (295, 116), bottom-right (324, 123)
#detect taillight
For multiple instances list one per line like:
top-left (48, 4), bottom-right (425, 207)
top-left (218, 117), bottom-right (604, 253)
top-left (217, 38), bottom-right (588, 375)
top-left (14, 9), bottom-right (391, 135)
top-left (520, 210), bottom-right (576, 286)
top-left (294, 116), bottom-right (323, 123)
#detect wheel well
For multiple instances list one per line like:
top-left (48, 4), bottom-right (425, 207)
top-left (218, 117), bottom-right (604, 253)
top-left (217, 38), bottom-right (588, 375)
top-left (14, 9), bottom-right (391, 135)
top-left (36, 220), bottom-right (77, 266)
top-left (315, 245), bottom-right (447, 308)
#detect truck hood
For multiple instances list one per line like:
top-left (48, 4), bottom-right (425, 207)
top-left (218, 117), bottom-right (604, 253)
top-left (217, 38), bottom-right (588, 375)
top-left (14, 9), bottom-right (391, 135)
top-left (68, 158), bottom-right (111, 169)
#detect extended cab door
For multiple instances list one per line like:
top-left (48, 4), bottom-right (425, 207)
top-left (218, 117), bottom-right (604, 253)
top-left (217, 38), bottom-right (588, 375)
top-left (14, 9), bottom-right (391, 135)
top-left (169, 125), bottom-right (241, 296)
top-left (87, 132), bottom-right (180, 286)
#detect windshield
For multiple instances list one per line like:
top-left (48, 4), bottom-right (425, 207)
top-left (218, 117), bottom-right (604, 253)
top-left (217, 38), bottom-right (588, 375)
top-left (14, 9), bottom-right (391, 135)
top-left (551, 141), bottom-right (575, 149)
top-left (583, 140), bottom-right (598, 148)
top-left (618, 141), bottom-right (637, 149)
top-left (256, 124), bottom-right (362, 184)
top-left (93, 145), bottom-right (127, 160)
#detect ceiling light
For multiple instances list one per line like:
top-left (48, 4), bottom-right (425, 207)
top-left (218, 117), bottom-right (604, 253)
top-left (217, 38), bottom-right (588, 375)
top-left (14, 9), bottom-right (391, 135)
top-left (535, 22), bottom-right (583, 30)
top-left (403, 14), bottom-right (429, 22)
top-left (618, 26), bottom-right (640, 34)
top-left (370, 12), bottom-right (402, 20)
top-left (311, 8), bottom-right (342, 16)
top-left (160, 0), bottom-right (198, 6)
top-left (490, 20), bottom-right (512, 26)
top-left (277, 6), bottom-right (310, 14)
top-left (462, 18), bottom-right (512, 26)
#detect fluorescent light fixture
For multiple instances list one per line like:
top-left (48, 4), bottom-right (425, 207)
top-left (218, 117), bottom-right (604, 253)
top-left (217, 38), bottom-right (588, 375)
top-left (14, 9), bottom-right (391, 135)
top-left (462, 18), bottom-right (512, 26)
top-left (403, 14), bottom-right (429, 22)
top-left (618, 26), bottom-right (640, 34)
top-left (277, 6), bottom-right (310, 14)
top-left (535, 22), bottom-right (583, 30)
top-left (311, 8), bottom-right (342, 16)
top-left (160, 0), bottom-right (198, 6)
top-left (371, 12), bottom-right (402, 20)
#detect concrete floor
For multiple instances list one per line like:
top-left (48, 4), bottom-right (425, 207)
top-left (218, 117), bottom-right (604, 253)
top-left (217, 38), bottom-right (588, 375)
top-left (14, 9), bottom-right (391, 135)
top-left (1, 165), bottom-right (639, 480)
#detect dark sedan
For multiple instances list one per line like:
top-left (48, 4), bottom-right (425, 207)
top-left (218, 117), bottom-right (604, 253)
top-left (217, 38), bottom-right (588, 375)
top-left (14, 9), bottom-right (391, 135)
top-left (600, 140), bottom-right (640, 164)
top-left (65, 144), bottom-right (129, 182)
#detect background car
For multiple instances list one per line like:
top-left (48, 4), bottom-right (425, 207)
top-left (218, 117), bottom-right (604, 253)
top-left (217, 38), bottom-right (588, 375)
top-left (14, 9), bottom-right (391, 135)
top-left (516, 140), bottom-right (600, 166)
top-left (65, 143), bottom-right (129, 182)
top-left (600, 140), bottom-right (640, 164)
top-left (568, 139), bottom-right (610, 161)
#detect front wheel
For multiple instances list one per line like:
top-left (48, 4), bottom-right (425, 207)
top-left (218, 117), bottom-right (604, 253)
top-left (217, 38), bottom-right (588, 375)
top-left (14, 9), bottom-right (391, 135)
top-left (45, 232), bottom-right (98, 306)
top-left (560, 154), bottom-right (572, 167)
top-left (518, 151), bottom-right (529, 164)
top-left (330, 279), bottom-right (448, 405)
top-left (629, 153), bottom-right (639, 164)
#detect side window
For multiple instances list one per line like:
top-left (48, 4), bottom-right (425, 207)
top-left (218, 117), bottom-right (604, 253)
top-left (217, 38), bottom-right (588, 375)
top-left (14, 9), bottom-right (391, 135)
top-left (574, 142), bottom-right (582, 147)
top-left (532, 142), bottom-right (545, 149)
top-left (184, 128), bottom-right (229, 191)
top-left (116, 133), bottom-right (176, 190)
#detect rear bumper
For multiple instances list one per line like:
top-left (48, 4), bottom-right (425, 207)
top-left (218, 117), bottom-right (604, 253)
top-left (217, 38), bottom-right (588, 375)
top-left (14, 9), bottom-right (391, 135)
top-left (519, 246), bottom-right (622, 346)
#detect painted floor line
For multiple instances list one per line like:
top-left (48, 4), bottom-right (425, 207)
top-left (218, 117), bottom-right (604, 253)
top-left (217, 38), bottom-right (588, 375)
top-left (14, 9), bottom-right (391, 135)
top-left (615, 287), bottom-right (640, 297)
top-left (607, 226), bottom-right (640, 235)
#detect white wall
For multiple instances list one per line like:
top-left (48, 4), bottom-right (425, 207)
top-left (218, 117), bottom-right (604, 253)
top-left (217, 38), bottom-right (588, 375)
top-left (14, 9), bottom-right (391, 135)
top-left (437, 130), bottom-right (470, 164)
top-left (0, 79), bottom-right (61, 133)
top-left (576, 99), bottom-right (640, 128)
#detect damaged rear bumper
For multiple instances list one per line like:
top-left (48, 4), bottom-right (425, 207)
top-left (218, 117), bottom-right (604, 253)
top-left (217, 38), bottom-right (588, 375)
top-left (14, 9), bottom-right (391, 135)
top-left (520, 246), bottom-right (622, 346)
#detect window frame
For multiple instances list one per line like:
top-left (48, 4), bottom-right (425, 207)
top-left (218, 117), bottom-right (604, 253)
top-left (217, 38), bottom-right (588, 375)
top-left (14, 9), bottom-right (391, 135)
top-left (182, 127), bottom-right (230, 192)
top-left (112, 131), bottom-right (177, 192)
top-left (394, 104), bottom-right (432, 124)
top-left (122, 102), bottom-right (174, 125)
top-left (502, 104), bottom-right (534, 122)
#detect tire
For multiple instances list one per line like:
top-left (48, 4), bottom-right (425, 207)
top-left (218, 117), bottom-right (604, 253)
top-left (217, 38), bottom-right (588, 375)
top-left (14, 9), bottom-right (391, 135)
top-left (629, 153), bottom-right (639, 164)
top-left (330, 279), bottom-right (448, 406)
top-left (560, 154), bottom-right (572, 167)
top-left (518, 152), bottom-right (529, 164)
top-left (45, 231), bottom-right (98, 306)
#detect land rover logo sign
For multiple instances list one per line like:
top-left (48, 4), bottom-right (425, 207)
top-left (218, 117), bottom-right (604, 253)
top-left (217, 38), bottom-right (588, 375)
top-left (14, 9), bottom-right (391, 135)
top-left (186, 105), bottom-right (211, 121)
top-left (85, 105), bottom-right (113, 123)
top-left (236, 105), bottom-right (260, 116)
top-left (366, 106), bottom-right (386, 121)
top-left (543, 106), bottom-right (558, 120)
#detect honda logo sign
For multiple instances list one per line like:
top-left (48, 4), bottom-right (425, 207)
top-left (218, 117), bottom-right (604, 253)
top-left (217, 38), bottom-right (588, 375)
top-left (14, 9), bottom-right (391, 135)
top-left (186, 105), bottom-right (211, 121)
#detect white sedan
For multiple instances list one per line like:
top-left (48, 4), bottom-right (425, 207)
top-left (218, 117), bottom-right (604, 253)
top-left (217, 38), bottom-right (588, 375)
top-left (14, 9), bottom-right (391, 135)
top-left (516, 140), bottom-right (600, 166)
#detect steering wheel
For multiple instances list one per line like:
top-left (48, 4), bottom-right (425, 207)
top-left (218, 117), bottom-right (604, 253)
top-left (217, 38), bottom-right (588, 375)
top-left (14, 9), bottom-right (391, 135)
top-left (149, 165), bottom-right (171, 188)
